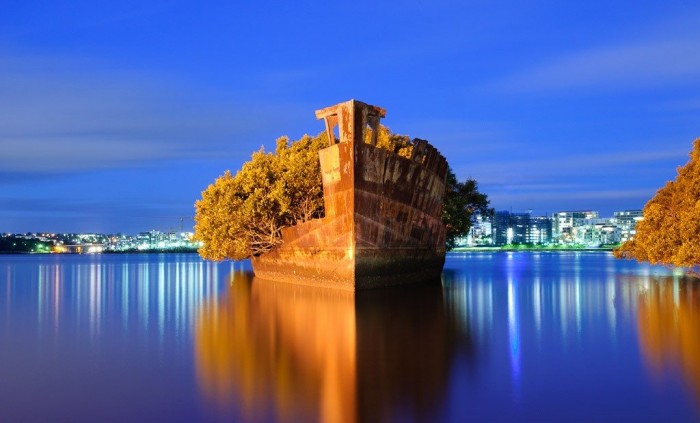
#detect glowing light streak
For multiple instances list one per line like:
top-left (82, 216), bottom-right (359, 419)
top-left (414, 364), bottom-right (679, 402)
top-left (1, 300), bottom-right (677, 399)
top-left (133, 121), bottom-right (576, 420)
top-left (508, 277), bottom-right (521, 396)
top-left (54, 265), bottom-right (60, 333)
top-left (533, 278), bottom-right (542, 334)
top-left (606, 278), bottom-right (616, 336)
top-left (158, 262), bottom-right (165, 343)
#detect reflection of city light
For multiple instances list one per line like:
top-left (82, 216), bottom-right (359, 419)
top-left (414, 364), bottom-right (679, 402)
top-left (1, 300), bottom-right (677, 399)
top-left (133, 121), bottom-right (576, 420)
top-left (9, 257), bottom-right (225, 351)
top-left (448, 251), bottom-right (676, 381)
top-left (508, 277), bottom-right (521, 394)
top-left (533, 278), bottom-right (541, 333)
top-left (606, 278), bottom-right (616, 333)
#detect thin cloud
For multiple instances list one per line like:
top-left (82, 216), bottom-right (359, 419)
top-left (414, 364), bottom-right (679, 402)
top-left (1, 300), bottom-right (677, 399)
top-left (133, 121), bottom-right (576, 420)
top-left (0, 52), bottom-right (299, 176)
top-left (402, 118), bottom-right (515, 155)
top-left (486, 187), bottom-right (656, 216)
top-left (0, 196), bottom-right (192, 221)
top-left (490, 188), bottom-right (654, 202)
top-left (455, 145), bottom-right (688, 186)
top-left (2, 139), bottom-right (174, 173)
top-left (490, 31), bottom-right (700, 93)
top-left (0, 196), bottom-right (193, 233)
top-left (657, 97), bottom-right (700, 113)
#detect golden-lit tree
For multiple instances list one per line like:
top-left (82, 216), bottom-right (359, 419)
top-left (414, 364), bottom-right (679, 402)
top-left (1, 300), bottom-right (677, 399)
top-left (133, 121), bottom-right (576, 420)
top-left (194, 125), bottom-right (489, 260)
top-left (193, 133), bottom-right (327, 260)
top-left (364, 125), bottom-right (414, 158)
top-left (636, 277), bottom-right (700, 403)
top-left (194, 126), bottom-right (412, 261)
top-left (614, 138), bottom-right (700, 267)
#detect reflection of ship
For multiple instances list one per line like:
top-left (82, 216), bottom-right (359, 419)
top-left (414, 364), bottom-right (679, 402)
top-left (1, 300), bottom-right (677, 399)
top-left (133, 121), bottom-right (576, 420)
top-left (194, 272), bottom-right (465, 423)
top-left (355, 283), bottom-right (463, 423)
top-left (636, 276), bottom-right (700, 406)
top-left (252, 100), bottom-right (448, 290)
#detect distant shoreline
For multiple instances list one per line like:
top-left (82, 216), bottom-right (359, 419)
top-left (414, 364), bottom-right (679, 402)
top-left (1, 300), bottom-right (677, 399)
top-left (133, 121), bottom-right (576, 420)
top-left (0, 248), bottom-right (200, 255)
top-left (450, 246), bottom-right (617, 252)
top-left (103, 248), bottom-right (199, 254)
top-left (1, 247), bottom-right (616, 255)
top-left (0, 247), bottom-right (616, 256)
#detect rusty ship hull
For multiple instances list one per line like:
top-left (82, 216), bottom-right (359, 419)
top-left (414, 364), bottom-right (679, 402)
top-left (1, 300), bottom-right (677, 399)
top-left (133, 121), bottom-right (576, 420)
top-left (251, 100), bottom-right (447, 290)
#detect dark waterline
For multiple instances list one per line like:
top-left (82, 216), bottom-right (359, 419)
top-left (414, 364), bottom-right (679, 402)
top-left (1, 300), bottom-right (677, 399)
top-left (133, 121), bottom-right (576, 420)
top-left (0, 252), bottom-right (698, 422)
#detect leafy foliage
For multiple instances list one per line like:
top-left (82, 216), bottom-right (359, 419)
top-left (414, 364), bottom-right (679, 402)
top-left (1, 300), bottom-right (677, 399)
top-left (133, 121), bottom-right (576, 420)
top-left (442, 167), bottom-right (491, 250)
top-left (194, 125), bottom-right (491, 260)
top-left (364, 125), bottom-right (414, 158)
top-left (614, 138), bottom-right (700, 268)
top-left (193, 134), bottom-right (327, 260)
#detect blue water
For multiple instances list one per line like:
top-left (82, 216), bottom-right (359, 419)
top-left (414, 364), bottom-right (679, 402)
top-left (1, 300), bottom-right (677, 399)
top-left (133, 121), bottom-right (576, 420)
top-left (0, 252), bottom-right (698, 422)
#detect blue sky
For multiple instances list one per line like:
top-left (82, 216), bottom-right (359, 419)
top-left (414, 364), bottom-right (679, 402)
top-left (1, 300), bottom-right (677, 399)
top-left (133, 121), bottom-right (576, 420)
top-left (2, 1), bottom-right (699, 234)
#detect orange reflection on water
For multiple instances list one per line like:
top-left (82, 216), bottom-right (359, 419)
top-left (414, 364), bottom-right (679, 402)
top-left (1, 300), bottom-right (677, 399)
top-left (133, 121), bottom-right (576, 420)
top-left (637, 276), bottom-right (700, 403)
top-left (195, 272), bottom-right (357, 423)
top-left (194, 273), bottom-right (459, 423)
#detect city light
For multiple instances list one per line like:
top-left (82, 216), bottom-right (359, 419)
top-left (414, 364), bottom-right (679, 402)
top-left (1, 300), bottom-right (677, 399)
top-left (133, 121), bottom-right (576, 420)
top-left (3, 209), bottom-right (642, 253)
top-left (1, 231), bottom-right (201, 254)
top-left (468, 209), bottom-right (643, 247)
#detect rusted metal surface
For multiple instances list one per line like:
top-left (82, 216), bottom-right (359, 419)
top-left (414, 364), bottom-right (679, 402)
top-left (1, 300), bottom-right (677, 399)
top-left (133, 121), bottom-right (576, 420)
top-left (315, 100), bottom-right (386, 147)
top-left (252, 99), bottom-right (447, 290)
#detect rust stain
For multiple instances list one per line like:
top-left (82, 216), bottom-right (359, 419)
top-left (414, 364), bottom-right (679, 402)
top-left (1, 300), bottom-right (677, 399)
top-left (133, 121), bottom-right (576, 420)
top-left (253, 100), bottom-right (448, 290)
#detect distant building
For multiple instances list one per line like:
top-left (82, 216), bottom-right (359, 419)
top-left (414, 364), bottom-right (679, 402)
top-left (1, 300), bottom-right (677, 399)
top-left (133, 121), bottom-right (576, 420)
top-left (509, 212), bottom-right (531, 244)
top-left (552, 211), bottom-right (599, 244)
top-left (467, 213), bottom-right (493, 246)
top-left (493, 211), bottom-right (512, 246)
top-left (529, 216), bottom-right (553, 245)
top-left (614, 210), bottom-right (643, 242)
top-left (492, 211), bottom-right (552, 246)
top-left (574, 218), bottom-right (621, 246)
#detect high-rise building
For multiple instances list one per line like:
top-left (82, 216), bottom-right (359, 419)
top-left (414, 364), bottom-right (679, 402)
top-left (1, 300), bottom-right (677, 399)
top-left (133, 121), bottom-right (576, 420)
top-left (530, 216), bottom-right (553, 245)
top-left (493, 211), bottom-right (511, 246)
top-left (510, 212), bottom-right (531, 244)
top-left (492, 211), bottom-right (553, 246)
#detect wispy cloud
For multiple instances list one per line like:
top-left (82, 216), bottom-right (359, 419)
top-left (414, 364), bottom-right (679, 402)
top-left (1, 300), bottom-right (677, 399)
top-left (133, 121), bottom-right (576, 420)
top-left (486, 187), bottom-right (656, 215)
top-left (402, 118), bottom-right (515, 155)
top-left (489, 187), bottom-right (654, 201)
top-left (454, 145), bottom-right (688, 186)
top-left (490, 23), bottom-right (700, 92)
top-left (0, 195), bottom-right (194, 231)
top-left (2, 139), bottom-right (173, 172)
top-left (657, 97), bottom-right (700, 113)
top-left (452, 142), bottom-right (683, 215)
top-left (0, 52), bottom-right (302, 176)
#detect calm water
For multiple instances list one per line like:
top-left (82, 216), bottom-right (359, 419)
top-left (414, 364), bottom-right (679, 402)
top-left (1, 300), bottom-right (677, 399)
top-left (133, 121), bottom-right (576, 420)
top-left (1, 252), bottom-right (699, 422)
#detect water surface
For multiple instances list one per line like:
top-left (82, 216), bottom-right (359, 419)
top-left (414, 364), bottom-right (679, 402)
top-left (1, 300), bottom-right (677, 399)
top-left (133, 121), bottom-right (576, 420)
top-left (1, 252), bottom-right (698, 422)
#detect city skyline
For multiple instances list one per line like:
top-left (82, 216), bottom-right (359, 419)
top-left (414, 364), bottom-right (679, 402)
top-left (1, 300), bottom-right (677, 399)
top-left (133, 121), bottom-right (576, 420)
top-left (1, 206), bottom-right (642, 254)
top-left (3, 206), bottom-right (641, 237)
top-left (2, 1), bottom-right (699, 233)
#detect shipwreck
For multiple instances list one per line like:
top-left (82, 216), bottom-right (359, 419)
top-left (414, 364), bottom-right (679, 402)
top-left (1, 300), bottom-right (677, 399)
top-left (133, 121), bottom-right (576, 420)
top-left (251, 99), bottom-right (448, 290)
